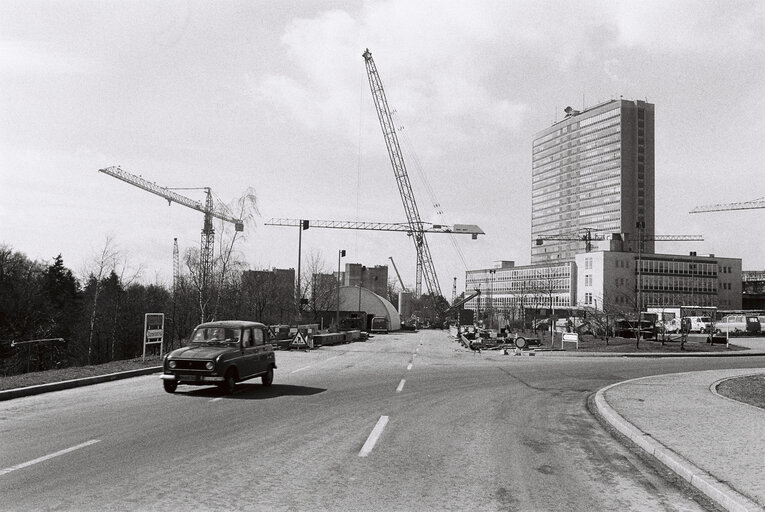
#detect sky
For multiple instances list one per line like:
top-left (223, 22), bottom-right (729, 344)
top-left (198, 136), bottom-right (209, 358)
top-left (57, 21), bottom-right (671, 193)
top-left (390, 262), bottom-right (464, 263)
top-left (1, 0), bottom-right (763, 296)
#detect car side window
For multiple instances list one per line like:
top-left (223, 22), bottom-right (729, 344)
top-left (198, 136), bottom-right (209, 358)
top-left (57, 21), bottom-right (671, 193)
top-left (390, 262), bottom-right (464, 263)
top-left (253, 328), bottom-right (264, 346)
top-left (242, 328), bottom-right (252, 348)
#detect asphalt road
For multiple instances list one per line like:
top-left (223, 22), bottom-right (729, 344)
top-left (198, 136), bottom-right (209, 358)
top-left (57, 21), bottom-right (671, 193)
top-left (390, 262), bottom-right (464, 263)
top-left (1, 330), bottom-right (761, 511)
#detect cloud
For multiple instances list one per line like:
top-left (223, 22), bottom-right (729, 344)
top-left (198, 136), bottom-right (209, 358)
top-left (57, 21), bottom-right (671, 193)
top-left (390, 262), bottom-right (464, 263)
top-left (0, 41), bottom-right (91, 75)
top-left (607, 0), bottom-right (764, 53)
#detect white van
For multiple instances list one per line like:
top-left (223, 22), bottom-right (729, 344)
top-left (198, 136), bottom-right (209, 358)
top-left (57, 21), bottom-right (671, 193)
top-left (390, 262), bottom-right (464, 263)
top-left (714, 315), bottom-right (760, 335)
top-left (683, 316), bottom-right (711, 333)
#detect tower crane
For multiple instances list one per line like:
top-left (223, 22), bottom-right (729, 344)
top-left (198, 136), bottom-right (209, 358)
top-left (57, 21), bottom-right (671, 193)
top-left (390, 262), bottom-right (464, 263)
top-left (362, 48), bottom-right (442, 299)
top-left (690, 197), bottom-right (765, 213)
top-left (99, 166), bottom-right (244, 320)
top-left (265, 218), bottom-right (483, 237)
top-left (535, 228), bottom-right (703, 251)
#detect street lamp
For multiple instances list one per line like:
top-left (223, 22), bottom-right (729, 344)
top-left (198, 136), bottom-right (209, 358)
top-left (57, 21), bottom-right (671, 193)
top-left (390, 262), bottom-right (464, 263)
top-left (336, 249), bottom-right (345, 331)
top-left (488, 269), bottom-right (496, 330)
top-left (296, 220), bottom-right (309, 318)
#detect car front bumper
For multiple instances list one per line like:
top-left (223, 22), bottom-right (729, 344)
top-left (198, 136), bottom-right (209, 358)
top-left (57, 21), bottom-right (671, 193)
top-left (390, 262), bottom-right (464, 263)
top-left (161, 373), bottom-right (224, 383)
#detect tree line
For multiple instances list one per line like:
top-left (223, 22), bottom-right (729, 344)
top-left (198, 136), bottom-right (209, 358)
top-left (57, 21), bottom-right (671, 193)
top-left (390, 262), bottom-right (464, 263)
top-left (0, 240), bottom-right (444, 377)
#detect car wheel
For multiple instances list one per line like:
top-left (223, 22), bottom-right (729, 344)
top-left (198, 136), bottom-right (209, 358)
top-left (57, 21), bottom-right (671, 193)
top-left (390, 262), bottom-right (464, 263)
top-left (163, 379), bottom-right (177, 394)
top-left (515, 337), bottom-right (527, 349)
top-left (262, 367), bottom-right (274, 387)
top-left (219, 369), bottom-right (236, 395)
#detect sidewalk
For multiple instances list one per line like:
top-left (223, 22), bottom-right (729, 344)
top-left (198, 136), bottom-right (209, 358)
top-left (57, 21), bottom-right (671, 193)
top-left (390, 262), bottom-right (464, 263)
top-left (595, 367), bottom-right (765, 512)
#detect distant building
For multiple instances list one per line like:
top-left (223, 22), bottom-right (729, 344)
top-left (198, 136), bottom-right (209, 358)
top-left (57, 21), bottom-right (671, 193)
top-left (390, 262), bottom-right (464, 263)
top-left (463, 98), bottom-right (747, 323)
top-left (465, 252), bottom-right (742, 325)
top-left (532, 100), bottom-right (655, 263)
top-left (465, 260), bottom-right (577, 325)
top-left (343, 263), bottom-right (388, 298)
top-left (742, 270), bottom-right (765, 310)
top-left (574, 251), bottom-right (742, 313)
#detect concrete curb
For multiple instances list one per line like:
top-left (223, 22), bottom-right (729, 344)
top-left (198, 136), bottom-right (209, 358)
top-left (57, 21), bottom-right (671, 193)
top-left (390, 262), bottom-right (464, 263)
top-left (595, 378), bottom-right (763, 512)
top-left (0, 366), bottom-right (162, 401)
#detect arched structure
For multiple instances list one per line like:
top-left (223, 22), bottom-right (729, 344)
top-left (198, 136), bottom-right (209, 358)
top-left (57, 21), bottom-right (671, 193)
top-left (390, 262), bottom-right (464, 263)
top-left (338, 285), bottom-right (401, 331)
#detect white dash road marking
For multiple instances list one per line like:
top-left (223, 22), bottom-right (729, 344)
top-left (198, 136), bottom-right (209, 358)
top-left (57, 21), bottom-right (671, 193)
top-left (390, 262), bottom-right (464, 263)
top-left (407, 363), bottom-right (413, 371)
top-left (291, 354), bottom-right (342, 374)
top-left (396, 379), bottom-right (406, 392)
top-left (359, 416), bottom-right (389, 457)
top-left (0, 440), bottom-right (101, 476)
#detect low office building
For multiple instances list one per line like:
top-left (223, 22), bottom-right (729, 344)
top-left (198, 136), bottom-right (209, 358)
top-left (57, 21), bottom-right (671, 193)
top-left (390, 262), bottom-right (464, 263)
top-left (574, 251), bottom-right (742, 314)
top-left (464, 252), bottom-right (742, 325)
top-left (464, 260), bottom-right (577, 325)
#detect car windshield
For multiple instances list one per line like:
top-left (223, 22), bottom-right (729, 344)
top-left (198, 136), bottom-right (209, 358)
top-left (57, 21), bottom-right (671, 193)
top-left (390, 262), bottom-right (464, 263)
top-left (191, 327), bottom-right (240, 344)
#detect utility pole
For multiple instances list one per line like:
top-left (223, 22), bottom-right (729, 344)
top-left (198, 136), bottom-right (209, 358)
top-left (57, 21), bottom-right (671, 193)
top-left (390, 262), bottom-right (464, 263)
top-left (336, 249), bottom-right (345, 331)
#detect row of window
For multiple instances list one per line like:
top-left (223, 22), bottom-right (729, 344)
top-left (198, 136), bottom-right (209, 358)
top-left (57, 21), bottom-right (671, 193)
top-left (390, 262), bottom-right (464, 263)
top-left (532, 125), bottom-right (620, 170)
top-left (533, 128), bottom-right (621, 164)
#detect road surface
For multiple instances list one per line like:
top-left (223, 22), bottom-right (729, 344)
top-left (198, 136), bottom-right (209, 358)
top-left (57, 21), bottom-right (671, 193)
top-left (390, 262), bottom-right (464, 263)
top-left (1, 330), bottom-right (760, 511)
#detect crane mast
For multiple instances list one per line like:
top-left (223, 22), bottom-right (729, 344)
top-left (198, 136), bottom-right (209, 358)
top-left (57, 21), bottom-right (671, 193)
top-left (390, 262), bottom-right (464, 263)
top-left (363, 48), bottom-right (441, 298)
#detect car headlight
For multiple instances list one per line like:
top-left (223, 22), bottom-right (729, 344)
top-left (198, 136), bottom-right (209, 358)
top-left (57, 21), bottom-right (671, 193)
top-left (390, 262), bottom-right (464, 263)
top-left (205, 361), bottom-right (214, 370)
top-left (168, 360), bottom-right (176, 369)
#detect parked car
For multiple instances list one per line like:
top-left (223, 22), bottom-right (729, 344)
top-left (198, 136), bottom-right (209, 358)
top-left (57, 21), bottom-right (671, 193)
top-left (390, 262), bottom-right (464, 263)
top-left (161, 320), bottom-right (277, 394)
top-left (714, 315), bottom-right (761, 336)
top-left (683, 316), bottom-right (712, 333)
top-left (658, 318), bottom-right (681, 334)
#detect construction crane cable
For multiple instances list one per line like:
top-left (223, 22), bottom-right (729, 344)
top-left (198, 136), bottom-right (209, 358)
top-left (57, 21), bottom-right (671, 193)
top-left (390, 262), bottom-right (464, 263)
top-left (395, 111), bottom-right (469, 272)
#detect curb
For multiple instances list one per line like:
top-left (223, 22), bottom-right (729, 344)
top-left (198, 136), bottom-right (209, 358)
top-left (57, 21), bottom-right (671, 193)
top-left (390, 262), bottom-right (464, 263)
top-left (595, 378), bottom-right (763, 512)
top-left (0, 366), bottom-right (162, 401)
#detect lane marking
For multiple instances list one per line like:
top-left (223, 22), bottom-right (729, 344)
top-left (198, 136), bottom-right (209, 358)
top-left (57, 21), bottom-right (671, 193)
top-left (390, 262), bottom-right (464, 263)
top-left (407, 363), bottom-right (413, 371)
top-left (359, 416), bottom-right (389, 457)
top-left (0, 440), bottom-right (101, 476)
top-left (396, 379), bottom-right (406, 393)
top-left (291, 354), bottom-right (342, 374)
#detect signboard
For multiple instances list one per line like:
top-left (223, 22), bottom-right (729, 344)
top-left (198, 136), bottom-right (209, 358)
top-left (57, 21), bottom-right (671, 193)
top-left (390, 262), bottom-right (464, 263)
top-left (142, 313), bottom-right (165, 361)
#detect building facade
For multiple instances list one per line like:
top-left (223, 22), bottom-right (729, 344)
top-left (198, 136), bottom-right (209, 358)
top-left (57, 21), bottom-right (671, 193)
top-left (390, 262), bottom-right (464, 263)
top-left (531, 100), bottom-right (655, 263)
top-left (343, 263), bottom-right (388, 298)
top-left (574, 252), bottom-right (742, 314)
top-left (464, 260), bottom-right (577, 325)
top-left (463, 252), bottom-right (742, 325)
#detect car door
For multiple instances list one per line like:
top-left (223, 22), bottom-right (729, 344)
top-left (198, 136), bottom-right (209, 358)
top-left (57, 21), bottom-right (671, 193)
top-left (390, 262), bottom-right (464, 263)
top-left (250, 327), bottom-right (268, 375)
top-left (240, 327), bottom-right (259, 378)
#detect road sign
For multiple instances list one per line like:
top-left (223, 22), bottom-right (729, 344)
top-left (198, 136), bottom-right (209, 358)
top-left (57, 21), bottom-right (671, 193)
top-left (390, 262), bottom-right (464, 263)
top-left (143, 313), bottom-right (165, 361)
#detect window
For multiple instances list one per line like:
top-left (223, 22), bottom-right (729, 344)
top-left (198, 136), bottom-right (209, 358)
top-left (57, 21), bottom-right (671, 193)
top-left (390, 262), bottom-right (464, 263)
top-left (585, 257), bottom-right (593, 270)
top-left (584, 292), bottom-right (592, 305)
top-left (585, 274), bottom-right (592, 287)
top-left (242, 329), bottom-right (252, 348)
top-left (253, 328), bottom-right (265, 346)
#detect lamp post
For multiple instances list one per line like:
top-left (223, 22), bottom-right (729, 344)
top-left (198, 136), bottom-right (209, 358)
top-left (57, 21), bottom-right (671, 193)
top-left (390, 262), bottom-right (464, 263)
top-left (336, 249), bottom-right (345, 331)
top-left (488, 269), bottom-right (496, 330)
top-left (297, 220), bottom-right (309, 319)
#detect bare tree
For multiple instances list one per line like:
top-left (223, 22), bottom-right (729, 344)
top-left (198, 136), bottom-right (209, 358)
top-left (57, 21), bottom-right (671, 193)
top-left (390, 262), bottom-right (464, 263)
top-left (82, 236), bottom-right (118, 365)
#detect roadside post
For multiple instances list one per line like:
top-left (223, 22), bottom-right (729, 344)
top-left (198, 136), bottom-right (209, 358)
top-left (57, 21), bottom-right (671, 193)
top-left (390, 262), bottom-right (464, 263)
top-left (143, 313), bottom-right (165, 361)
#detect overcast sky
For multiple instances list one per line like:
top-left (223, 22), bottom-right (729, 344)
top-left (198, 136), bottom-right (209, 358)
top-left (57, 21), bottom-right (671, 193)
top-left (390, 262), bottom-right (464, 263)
top-left (1, 0), bottom-right (763, 294)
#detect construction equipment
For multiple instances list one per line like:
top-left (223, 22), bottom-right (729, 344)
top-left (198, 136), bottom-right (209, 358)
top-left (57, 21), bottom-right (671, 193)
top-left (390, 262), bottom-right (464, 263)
top-left (389, 256), bottom-right (408, 293)
top-left (535, 228), bottom-right (703, 251)
top-left (266, 218), bottom-right (483, 237)
top-left (99, 166), bottom-right (244, 320)
top-left (362, 48), bottom-right (441, 299)
top-left (690, 197), bottom-right (765, 213)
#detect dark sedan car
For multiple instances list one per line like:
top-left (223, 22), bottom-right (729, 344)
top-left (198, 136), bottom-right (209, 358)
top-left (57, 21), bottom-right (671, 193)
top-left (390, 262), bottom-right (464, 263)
top-left (161, 320), bottom-right (276, 394)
